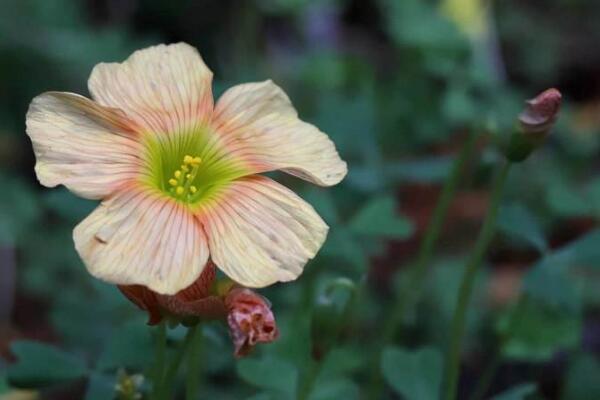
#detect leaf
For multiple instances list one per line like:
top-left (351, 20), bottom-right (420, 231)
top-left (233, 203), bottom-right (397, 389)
top-left (546, 180), bottom-right (590, 217)
top-left (96, 320), bottom-right (153, 371)
top-left (490, 383), bottom-right (536, 400)
top-left (550, 229), bottom-right (600, 267)
top-left (523, 259), bottom-right (582, 312)
top-left (381, 346), bottom-right (443, 400)
top-left (349, 196), bottom-right (414, 239)
top-left (561, 354), bottom-right (600, 400)
top-left (498, 299), bottom-right (581, 362)
top-left (237, 357), bottom-right (298, 397)
top-left (383, 156), bottom-right (454, 183)
top-left (308, 378), bottom-right (359, 400)
top-left (84, 373), bottom-right (116, 400)
top-left (497, 203), bottom-right (547, 253)
top-left (7, 341), bottom-right (88, 389)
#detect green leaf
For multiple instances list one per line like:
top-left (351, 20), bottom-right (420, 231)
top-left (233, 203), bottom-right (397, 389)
top-left (491, 383), bottom-right (536, 400)
top-left (497, 203), bottom-right (547, 253)
top-left (84, 373), bottom-right (116, 400)
top-left (96, 320), bottom-right (153, 371)
top-left (383, 156), bottom-right (454, 183)
top-left (7, 341), bottom-right (88, 388)
top-left (237, 357), bottom-right (298, 397)
top-left (308, 378), bottom-right (359, 400)
top-left (381, 346), bottom-right (442, 400)
top-left (349, 196), bottom-right (414, 239)
top-left (550, 229), bottom-right (600, 267)
top-left (546, 180), bottom-right (590, 217)
top-left (498, 299), bottom-right (581, 362)
top-left (561, 354), bottom-right (600, 400)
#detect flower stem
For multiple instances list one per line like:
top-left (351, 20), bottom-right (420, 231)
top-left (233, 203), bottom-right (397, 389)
top-left (151, 322), bottom-right (167, 400)
top-left (443, 160), bottom-right (512, 400)
top-left (367, 131), bottom-right (477, 398)
top-left (186, 326), bottom-right (203, 400)
top-left (158, 325), bottom-right (199, 400)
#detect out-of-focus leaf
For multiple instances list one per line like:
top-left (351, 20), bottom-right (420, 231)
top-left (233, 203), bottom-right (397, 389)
top-left (490, 383), bottom-right (536, 400)
top-left (321, 228), bottom-right (369, 272)
top-left (308, 378), bottom-right (359, 400)
top-left (383, 156), bottom-right (454, 183)
top-left (237, 357), bottom-right (298, 397)
top-left (348, 196), bottom-right (413, 239)
top-left (498, 299), bottom-right (581, 362)
top-left (561, 354), bottom-right (600, 400)
top-left (0, 176), bottom-right (40, 245)
top-left (381, 346), bottom-right (442, 400)
top-left (0, 374), bottom-right (9, 394)
top-left (43, 188), bottom-right (96, 222)
top-left (317, 347), bottom-right (364, 379)
top-left (550, 229), bottom-right (600, 267)
top-left (84, 373), bottom-right (115, 400)
top-left (523, 260), bottom-right (581, 312)
top-left (6, 341), bottom-right (88, 388)
top-left (96, 321), bottom-right (153, 371)
top-left (497, 203), bottom-right (548, 253)
top-left (546, 180), bottom-right (590, 217)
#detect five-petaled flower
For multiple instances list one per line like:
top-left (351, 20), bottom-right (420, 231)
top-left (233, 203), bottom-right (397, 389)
top-left (26, 43), bottom-right (346, 295)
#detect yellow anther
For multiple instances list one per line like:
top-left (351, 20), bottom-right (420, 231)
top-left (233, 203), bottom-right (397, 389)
top-left (190, 186), bottom-right (197, 194)
top-left (176, 186), bottom-right (184, 195)
top-left (181, 165), bottom-right (189, 173)
top-left (183, 155), bottom-right (194, 164)
top-left (168, 178), bottom-right (178, 187)
top-left (174, 170), bottom-right (182, 179)
top-left (192, 156), bottom-right (202, 165)
top-left (186, 174), bottom-right (192, 180)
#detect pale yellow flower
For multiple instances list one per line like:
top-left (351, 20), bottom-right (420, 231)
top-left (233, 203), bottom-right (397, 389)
top-left (26, 43), bottom-right (346, 294)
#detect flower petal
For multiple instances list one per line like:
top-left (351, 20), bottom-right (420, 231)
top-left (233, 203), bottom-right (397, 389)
top-left (26, 92), bottom-right (142, 199)
top-left (88, 43), bottom-right (213, 135)
top-left (74, 186), bottom-right (209, 295)
top-left (197, 176), bottom-right (328, 287)
top-left (212, 80), bottom-right (347, 186)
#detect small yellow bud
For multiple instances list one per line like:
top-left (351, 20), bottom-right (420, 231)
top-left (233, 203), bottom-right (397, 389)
top-left (183, 155), bottom-right (194, 164)
top-left (190, 186), bottom-right (197, 194)
top-left (181, 165), bottom-right (189, 172)
top-left (168, 178), bottom-right (178, 186)
top-left (186, 174), bottom-right (192, 180)
top-left (192, 156), bottom-right (202, 165)
top-left (174, 170), bottom-right (182, 179)
top-left (176, 186), bottom-right (184, 195)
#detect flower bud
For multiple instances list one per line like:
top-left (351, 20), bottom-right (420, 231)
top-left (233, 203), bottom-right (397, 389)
top-left (518, 88), bottom-right (562, 136)
top-left (504, 88), bottom-right (562, 162)
top-left (224, 288), bottom-right (279, 358)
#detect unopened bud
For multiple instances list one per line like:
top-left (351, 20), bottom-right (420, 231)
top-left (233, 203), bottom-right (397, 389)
top-left (518, 88), bottom-right (562, 136)
top-left (225, 288), bottom-right (279, 357)
top-left (505, 88), bottom-right (562, 162)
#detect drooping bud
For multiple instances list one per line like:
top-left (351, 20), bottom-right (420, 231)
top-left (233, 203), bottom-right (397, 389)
top-left (118, 261), bottom-right (226, 326)
top-left (224, 288), bottom-right (279, 358)
top-left (504, 88), bottom-right (562, 162)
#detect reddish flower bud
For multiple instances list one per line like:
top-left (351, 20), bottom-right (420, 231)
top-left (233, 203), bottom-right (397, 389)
top-left (119, 261), bottom-right (226, 325)
top-left (225, 288), bottom-right (279, 358)
top-left (518, 88), bottom-right (562, 137)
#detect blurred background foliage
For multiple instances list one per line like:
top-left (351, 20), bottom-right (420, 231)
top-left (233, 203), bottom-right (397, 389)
top-left (0, 0), bottom-right (599, 399)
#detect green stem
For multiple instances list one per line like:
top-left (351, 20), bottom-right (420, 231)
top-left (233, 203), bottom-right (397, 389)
top-left (367, 131), bottom-right (477, 398)
top-left (151, 322), bottom-right (167, 400)
top-left (443, 161), bottom-right (512, 400)
top-left (186, 326), bottom-right (203, 400)
top-left (158, 325), bottom-right (199, 400)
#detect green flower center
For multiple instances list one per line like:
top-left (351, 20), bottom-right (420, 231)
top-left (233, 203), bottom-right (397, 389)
top-left (140, 128), bottom-right (249, 204)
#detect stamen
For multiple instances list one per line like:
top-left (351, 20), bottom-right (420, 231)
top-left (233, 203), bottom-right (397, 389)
top-left (167, 154), bottom-right (203, 201)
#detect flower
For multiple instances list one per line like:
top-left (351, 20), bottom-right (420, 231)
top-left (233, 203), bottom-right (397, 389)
top-left (26, 43), bottom-right (347, 295)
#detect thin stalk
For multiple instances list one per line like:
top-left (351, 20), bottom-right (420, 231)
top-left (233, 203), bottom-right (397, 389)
top-left (368, 131), bottom-right (477, 398)
top-left (186, 326), bottom-right (203, 400)
top-left (159, 325), bottom-right (199, 400)
top-left (443, 161), bottom-right (512, 400)
top-left (151, 322), bottom-right (167, 400)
